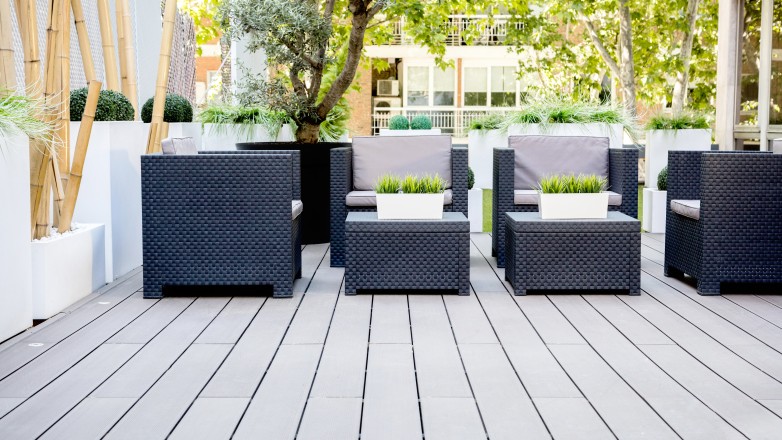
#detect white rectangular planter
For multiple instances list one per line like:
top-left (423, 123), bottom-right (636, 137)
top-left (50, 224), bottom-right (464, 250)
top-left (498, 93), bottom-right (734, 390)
top-left (468, 189), bottom-right (484, 232)
top-left (0, 135), bottom-right (33, 341)
top-left (378, 128), bottom-right (442, 137)
top-left (376, 193), bottom-right (445, 220)
top-left (539, 193), bottom-right (609, 220)
top-left (468, 129), bottom-right (507, 189)
top-left (645, 129), bottom-right (711, 189)
top-left (31, 224), bottom-right (106, 320)
top-left (507, 123), bottom-right (624, 149)
top-left (200, 123), bottom-right (295, 151)
top-left (642, 188), bottom-right (667, 233)
top-left (165, 122), bottom-right (203, 149)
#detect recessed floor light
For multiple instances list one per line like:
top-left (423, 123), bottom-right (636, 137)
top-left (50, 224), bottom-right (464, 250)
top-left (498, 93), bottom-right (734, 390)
top-left (28, 343), bottom-right (44, 347)
top-left (98, 301), bottom-right (111, 305)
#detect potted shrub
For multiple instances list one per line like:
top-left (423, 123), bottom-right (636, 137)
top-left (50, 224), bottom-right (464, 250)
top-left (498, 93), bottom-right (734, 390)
top-left (70, 87), bottom-right (140, 281)
top-left (199, 104), bottom-right (296, 150)
top-left (379, 114), bottom-right (442, 136)
top-left (375, 174), bottom-right (447, 220)
top-left (467, 167), bottom-right (483, 232)
top-left (467, 113), bottom-right (506, 189)
top-left (644, 112), bottom-right (711, 190)
top-left (503, 98), bottom-right (636, 148)
top-left (538, 174), bottom-right (609, 219)
top-left (642, 166), bottom-right (668, 233)
top-left (141, 93), bottom-right (201, 147)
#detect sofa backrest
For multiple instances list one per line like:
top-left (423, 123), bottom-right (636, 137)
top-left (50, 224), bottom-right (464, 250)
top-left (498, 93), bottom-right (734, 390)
top-left (161, 137), bottom-right (198, 155)
top-left (509, 135), bottom-right (609, 190)
top-left (352, 135), bottom-right (452, 190)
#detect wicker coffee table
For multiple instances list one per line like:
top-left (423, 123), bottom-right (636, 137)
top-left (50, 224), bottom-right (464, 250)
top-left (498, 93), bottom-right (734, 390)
top-left (345, 212), bottom-right (470, 295)
top-left (505, 212), bottom-right (640, 296)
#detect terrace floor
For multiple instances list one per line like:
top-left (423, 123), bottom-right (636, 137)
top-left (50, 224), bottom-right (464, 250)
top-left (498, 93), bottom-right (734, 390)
top-left (1, 233), bottom-right (782, 439)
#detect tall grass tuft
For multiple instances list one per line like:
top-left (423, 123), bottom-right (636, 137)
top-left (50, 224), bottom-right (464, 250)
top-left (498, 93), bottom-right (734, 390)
top-left (0, 89), bottom-right (56, 153)
top-left (646, 112), bottom-right (710, 130)
top-left (375, 174), bottom-right (402, 194)
top-left (199, 104), bottom-right (295, 140)
top-left (376, 174), bottom-right (447, 194)
top-left (538, 174), bottom-right (608, 194)
top-left (468, 113), bottom-right (504, 132)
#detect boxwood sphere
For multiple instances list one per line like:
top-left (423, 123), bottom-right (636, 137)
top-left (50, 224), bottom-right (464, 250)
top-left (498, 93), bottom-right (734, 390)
top-left (388, 114), bottom-right (410, 130)
top-left (140, 93), bottom-right (194, 123)
top-left (657, 166), bottom-right (668, 191)
top-left (410, 115), bottom-right (433, 130)
top-left (70, 88), bottom-right (135, 121)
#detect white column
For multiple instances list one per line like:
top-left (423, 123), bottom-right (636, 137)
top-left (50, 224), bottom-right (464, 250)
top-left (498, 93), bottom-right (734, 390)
top-left (715, 0), bottom-right (741, 150)
top-left (230, 36), bottom-right (267, 99)
top-left (757, 0), bottom-right (774, 150)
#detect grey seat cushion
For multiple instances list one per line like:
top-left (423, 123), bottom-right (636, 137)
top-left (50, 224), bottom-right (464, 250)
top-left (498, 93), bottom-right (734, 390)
top-left (513, 190), bottom-right (622, 206)
top-left (346, 189), bottom-right (453, 207)
top-left (161, 137), bottom-right (198, 155)
top-left (671, 199), bottom-right (700, 220)
top-left (351, 135), bottom-right (452, 190)
top-left (509, 135), bottom-right (609, 190)
top-left (292, 200), bottom-right (303, 220)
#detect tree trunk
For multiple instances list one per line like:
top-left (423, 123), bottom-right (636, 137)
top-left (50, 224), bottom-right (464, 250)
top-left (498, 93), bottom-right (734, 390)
top-left (671, 0), bottom-right (700, 114)
top-left (296, 121), bottom-right (321, 143)
top-left (618, 0), bottom-right (637, 115)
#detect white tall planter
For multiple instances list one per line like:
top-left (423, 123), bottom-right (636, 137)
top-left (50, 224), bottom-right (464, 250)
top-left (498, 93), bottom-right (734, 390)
top-left (0, 135), bottom-right (33, 341)
top-left (31, 224), bottom-right (106, 320)
top-left (468, 189), bottom-right (484, 232)
top-left (642, 188), bottom-right (667, 233)
top-left (378, 129), bottom-right (442, 137)
top-left (164, 122), bottom-right (202, 149)
top-left (468, 129), bottom-right (507, 189)
top-left (508, 123), bottom-right (624, 149)
top-left (644, 129), bottom-right (712, 189)
top-left (200, 123), bottom-right (295, 150)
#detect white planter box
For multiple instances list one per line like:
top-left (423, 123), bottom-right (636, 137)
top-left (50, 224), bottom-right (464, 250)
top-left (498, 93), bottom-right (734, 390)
top-left (0, 135), bottom-right (33, 341)
top-left (468, 129), bottom-right (507, 189)
top-left (539, 193), bottom-right (609, 219)
top-left (376, 193), bottom-right (445, 220)
top-left (201, 123), bottom-right (295, 151)
top-left (507, 123), bottom-right (624, 149)
top-left (165, 122), bottom-right (203, 149)
top-left (645, 129), bottom-right (711, 189)
top-left (378, 128), bottom-right (442, 137)
top-left (31, 224), bottom-right (106, 319)
top-left (468, 189), bottom-right (484, 232)
top-left (642, 188), bottom-right (667, 233)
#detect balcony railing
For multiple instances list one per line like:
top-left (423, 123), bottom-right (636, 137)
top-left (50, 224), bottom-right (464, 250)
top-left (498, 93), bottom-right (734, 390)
top-left (372, 107), bottom-right (514, 138)
top-left (389, 15), bottom-right (521, 46)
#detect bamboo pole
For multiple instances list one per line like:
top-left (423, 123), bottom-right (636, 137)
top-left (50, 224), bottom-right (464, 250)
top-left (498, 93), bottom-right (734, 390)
top-left (115, 2), bottom-right (128, 95)
top-left (118, 0), bottom-right (137, 118)
top-left (146, 0), bottom-right (177, 153)
top-left (58, 0), bottom-right (70, 186)
top-left (96, 0), bottom-right (119, 91)
top-left (70, 0), bottom-right (96, 83)
top-left (58, 81), bottom-right (101, 232)
top-left (0, 0), bottom-right (16, 89)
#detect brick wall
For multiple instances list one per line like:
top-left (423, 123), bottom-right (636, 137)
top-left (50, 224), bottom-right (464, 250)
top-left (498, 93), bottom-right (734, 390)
top-left (345, 62), bottom-right (373, 137)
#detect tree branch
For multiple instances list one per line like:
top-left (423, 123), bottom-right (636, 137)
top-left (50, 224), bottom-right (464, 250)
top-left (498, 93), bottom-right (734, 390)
top-left (367, 0), bottom-right (385, 18)
top-left (580, 14), bottom-right (622, 80)
top-left (308, 0), bottom-right (337, 98)
top-left (279, 38), bottom-right (322, 70)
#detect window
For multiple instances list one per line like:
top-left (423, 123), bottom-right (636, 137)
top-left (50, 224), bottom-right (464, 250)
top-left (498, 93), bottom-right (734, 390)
top-left (491, 66), bottom-right (516, 107)
top-left (464, 67), bottom-right (488, 106)
top-left (433, 67), bottom-right (455, 106)
top-left (407, 66), bottom-right (429, 106)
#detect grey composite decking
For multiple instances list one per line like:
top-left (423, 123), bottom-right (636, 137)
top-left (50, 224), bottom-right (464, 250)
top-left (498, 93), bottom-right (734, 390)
top-left (1, 233), bottom-right (782, 439)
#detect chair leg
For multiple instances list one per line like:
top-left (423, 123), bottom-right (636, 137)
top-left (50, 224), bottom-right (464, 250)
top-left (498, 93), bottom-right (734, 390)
top-left (664, 265), bottom-right (684, 278)
top-left (696, 279), bottom-right (721, 296)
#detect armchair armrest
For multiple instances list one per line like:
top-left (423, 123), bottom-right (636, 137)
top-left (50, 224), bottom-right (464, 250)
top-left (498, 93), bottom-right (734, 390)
top-left (329, 147), bottom-right (352, 267)
top-left (492, 148), bottom-right (515, 259)
top-left (451, 147), bottom-right (468, 216)
top-left (200, 150), bottom-right (301, 200)
top-left (608, 148), bottom-right (638, 218)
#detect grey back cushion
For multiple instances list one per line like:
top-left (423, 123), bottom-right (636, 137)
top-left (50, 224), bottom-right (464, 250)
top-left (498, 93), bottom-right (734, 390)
top-left (352, 135), bottom-right (452, 190)
top-left (510, 135), bottom-right (609, 190)
top-left (161, 137), bottom-right (199, 155)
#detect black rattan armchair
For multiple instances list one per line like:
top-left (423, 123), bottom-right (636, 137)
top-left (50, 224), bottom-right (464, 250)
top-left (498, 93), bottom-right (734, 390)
top-left (664, 151), bottom-right (782, 295)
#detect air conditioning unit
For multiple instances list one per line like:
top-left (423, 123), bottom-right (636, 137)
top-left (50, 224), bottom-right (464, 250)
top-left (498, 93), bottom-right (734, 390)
top-left (377, 80), bottom-right (400, 97)
top-left (373, 97), bottom-right (402, 115)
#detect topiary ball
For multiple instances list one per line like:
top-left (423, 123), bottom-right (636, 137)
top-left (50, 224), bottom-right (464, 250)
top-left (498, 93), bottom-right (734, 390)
top-left (70, 88), bottom-right (135, 122)
top-left (410, 115), bottom-right (433, 130)
top-left (657, 166), bottom-right (668, 191)
top-left (388, 114), bottom-right (410, 130)
top-left (140, 93), bottom-right (194, 123)
top-left (468, 167), bottom-right (475, 190)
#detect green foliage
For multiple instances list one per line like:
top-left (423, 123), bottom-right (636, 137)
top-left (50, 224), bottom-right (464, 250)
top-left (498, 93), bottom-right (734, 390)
top-left (468, 167), bottom-right (475, 190)
top-left (198, 104), bottom-right (294, 140)
top-left (657, 166), bottom-right (668, 191)
top-left (375, 174), bottom-right (402, 194)
top-left (502, 97), bottom-right (638, 139)
top-left (179, 0), bottom-right (223, 57)
top-left (538, 174), bottom-right (608, 194)
top-left (410, 115), bottom-right (433, 130)
top-left (388, 115), bottom-right (410, 130)
top-left (0, 90), bottom-right (55, 150)
top-left (70, 88), bottom-right (134, 122)
top-left (469, 114), bottom-right (504, 132)
top-left (646, 112), bottom-right (711, 130)
top-left (141, 94), bottom-right (193, 123)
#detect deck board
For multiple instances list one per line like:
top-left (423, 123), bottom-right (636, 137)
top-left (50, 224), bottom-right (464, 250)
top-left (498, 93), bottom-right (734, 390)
top-left (1, 233), bottom-right (782, 439)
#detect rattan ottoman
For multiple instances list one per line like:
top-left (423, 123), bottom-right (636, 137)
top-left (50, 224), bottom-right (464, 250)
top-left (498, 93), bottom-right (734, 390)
top-left (505, 212), bottom-right (640, 296)
top-left (345, 212), bottom-right (470, 295)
